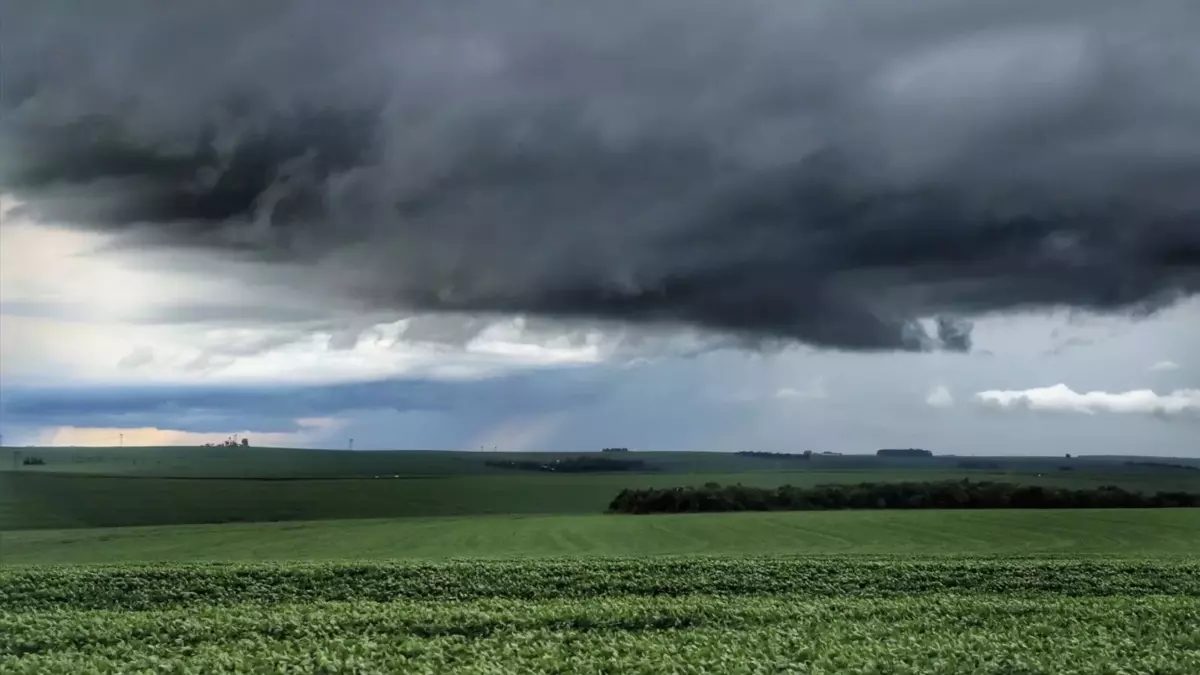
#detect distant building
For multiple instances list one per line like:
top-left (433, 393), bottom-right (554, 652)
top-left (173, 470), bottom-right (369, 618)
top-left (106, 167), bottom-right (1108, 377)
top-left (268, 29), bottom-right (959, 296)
top-left (877, 448), bottom-right (933, 458)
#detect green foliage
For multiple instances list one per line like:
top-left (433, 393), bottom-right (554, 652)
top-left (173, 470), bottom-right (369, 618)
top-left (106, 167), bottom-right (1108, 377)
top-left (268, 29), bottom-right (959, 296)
top-left (2, 559), bottom-right (1198, 673)
top-left (5, 558), bottom-right (1199, 610)
top-left (877, 448), bottom-right (934, 457)
top-left (735, 451), bottom-right (812, 460)
top-left (609, 480), bottom-right (1200, 513)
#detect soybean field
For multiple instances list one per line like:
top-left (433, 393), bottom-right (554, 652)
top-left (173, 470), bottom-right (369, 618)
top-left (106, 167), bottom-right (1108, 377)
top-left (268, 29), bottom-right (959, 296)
top-left (3, 558), bottom-right (1198, 674)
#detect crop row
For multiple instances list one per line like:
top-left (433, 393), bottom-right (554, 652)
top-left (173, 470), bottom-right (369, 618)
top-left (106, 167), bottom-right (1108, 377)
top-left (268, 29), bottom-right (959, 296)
top-left (4, 557), bottom-right (1198, 611)
top-left (4, 594), bottom-right (1198, 674)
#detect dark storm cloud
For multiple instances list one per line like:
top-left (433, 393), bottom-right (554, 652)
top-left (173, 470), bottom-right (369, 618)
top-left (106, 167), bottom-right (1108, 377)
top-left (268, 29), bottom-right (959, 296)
top-left (3, 1), bottom-right (1199, 351)
top-left (936, 318), bottom-right (973, 353)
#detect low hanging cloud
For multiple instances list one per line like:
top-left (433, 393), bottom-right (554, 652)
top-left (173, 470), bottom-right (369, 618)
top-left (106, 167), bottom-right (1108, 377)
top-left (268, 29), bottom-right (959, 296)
top-left (3, 2), bottom-right (1199, 352)
top-left (0, 369), bottom-right (606, 433)
top-left (976, 384), bottom-right (1200, 418)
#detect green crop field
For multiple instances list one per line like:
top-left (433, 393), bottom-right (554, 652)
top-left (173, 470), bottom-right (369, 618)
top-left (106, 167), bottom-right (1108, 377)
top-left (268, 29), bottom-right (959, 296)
top-left (3, 558), bottom-right (1198, 673)
top-left (4, 445), bottom-right (1199, 672)
top-left (3, 509), bottom-right (1199, 565)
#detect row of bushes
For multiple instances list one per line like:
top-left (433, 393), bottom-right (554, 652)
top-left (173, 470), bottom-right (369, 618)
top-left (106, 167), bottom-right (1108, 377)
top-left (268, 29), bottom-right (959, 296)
top-left (876, 448), bottom-right (933, 458)
top-left (735, 451), bottom-right (812, 460)
top-left (487, 456), bottom-right (647, 473)
top-left (607, 480), bottom-right (1200, 514)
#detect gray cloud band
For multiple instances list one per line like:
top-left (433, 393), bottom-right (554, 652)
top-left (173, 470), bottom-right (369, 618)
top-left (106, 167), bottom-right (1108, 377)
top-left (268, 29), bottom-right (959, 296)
top-left (3, 0), bottom-right (1198, 351)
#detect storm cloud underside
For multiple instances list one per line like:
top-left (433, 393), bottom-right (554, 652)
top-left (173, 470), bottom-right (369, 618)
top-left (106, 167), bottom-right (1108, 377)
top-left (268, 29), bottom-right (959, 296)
top-left (3, 1), bottom-right (1199, 351)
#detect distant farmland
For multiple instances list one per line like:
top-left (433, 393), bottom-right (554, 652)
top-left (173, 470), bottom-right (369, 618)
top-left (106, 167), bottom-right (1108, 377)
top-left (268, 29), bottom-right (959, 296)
top-left (3, 446), bottom-right (1198, 529)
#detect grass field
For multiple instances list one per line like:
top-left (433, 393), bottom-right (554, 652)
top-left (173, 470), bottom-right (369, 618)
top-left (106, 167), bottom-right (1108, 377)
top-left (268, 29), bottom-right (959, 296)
top-left (4, 558), bottom-right (1198, 673)
top-left (3, 508), bottom-right (1198, 565)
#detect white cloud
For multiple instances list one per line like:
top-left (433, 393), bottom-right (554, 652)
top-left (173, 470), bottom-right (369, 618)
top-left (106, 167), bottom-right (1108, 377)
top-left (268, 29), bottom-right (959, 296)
top-left (117, 346), bottom-right (156, 370)
top-left (1150, 360), bottom-right (1181, 372)
top-left (0, 215), bottom-right (615, 387)
top-left (925, 385), bottom-right (954, 408)
top-left (976, 383), bottom-right (1200, 418)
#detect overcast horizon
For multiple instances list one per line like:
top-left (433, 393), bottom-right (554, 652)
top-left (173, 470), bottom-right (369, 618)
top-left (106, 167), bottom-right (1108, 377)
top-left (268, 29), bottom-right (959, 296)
top-left (1, 1), bottom-right (1197, 456)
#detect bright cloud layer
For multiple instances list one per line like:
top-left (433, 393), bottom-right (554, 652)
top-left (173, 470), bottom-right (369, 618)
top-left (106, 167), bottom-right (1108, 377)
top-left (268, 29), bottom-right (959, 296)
top-left (0, 219), bottom-right (613, 387)
top-left (925, 385), bottom-right (954, 408)
top-left (976, 384), bottom-right (1200, 418)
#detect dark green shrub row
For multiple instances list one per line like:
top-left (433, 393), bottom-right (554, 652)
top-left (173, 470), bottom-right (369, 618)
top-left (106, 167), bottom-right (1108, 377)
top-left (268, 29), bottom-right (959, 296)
top-left (735, 451), bottom-right (812, 460)
top-left (608, 480), bottom-right (1200, 514)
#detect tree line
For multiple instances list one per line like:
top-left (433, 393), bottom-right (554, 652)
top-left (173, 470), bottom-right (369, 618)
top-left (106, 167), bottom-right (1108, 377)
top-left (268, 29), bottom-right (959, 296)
top-left (876, 448), bottom-right (933, 458)
top-left (1125, 461), bottom-right (1199, 472)
top-left (607, 480), bottom-right (1200, 514)
top-left (735, 451), bottom-right (812, 460)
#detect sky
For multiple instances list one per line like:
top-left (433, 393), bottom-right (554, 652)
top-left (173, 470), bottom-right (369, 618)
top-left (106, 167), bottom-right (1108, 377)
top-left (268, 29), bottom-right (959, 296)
top-left (0, 1), bottom-right (1197, 455)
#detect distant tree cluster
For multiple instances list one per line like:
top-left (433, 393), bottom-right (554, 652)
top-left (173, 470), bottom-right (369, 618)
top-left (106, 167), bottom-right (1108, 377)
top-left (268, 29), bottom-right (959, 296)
top-left (736, 451), bottom-right (812, 460)
top-left (21, 456), bottom-right (46, 466)
top-left (1125, 461), bottom-right (1199, 472)
top-left (601, 447), bottom-right (630, 453)
top-left (607, 480), bottom-right (1200, 514)
top-left (487, 456), bottom-right (647, 473)
top-left (203, 437), bottom-right (250, 448)
top-left (877, 448), bottom-right (933, 458)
